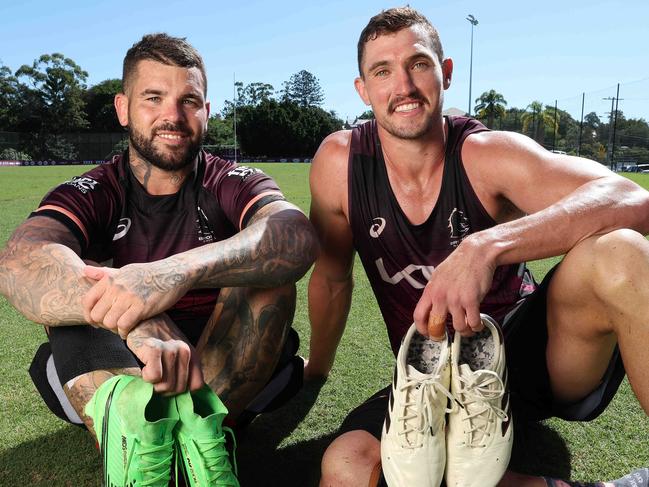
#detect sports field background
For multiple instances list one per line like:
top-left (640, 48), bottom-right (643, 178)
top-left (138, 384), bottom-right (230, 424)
top-left (0, 164), bottom-right (648, 486)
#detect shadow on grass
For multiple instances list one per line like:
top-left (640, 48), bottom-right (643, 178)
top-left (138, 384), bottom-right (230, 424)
top-left (510, 419), bottom-right (572, 479)
top-left (236, 378), bottom-right (334, 487)
top-left (0, 423), bottom-right (101, 487)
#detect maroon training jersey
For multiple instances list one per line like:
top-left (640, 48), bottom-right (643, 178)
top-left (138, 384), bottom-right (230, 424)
top-left (348, 117), bottom-right (536, 355)
top-left (32, 150), bottom-right (283, 342)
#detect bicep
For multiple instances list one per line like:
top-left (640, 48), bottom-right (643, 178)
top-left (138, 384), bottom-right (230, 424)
top-left (464, 131), bottom-right (616, 215)
top-left (6, 216), bottom-right (83, 256)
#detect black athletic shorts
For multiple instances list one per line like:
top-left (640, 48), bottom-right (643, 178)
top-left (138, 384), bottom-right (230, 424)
top-left (339, 263), bottom-right (627, 439)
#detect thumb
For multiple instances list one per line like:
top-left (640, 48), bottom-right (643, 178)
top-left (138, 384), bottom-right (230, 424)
top-left (83, 265), bottom-right (110, 281)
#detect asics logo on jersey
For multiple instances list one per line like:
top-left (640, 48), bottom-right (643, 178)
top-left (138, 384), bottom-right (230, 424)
top-left (112, 218), bottom-right (131, 241)
top-left (369, 217), bottom-right (386, 238)
top-left (375, 258), bottom-right (435, 289)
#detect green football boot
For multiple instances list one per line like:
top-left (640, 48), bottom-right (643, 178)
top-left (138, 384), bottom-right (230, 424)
top-left (175, 385), bottom-right (239, 486)
top-left (85, 375), bottom-right (178, 487)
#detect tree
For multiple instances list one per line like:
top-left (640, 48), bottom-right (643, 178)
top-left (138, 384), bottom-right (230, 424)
top-left (521, 101), bottom-right (556, 145)
top-left (237, 100), bottom-right (341, 157)
top-left (205, 115), bottom-right (235, 147)
top-left (16, 53), bottom-right (89, 133)
top-left (221, 81), bottom-right (275, 118)
top-left (0, 65), bottom-right (23, 131)
top-left (84, 79), bottom-right (122, 132)
top-left (281, 70), bottom-right (324, 107)
top-left (473, 90), bottom-right (507, 129)
top-left (358, 109), bottom-right (374, 120)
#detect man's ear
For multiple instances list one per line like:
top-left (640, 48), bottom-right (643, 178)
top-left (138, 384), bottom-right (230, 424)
top-left (442, 58), bottom-right (453, 90)
top-left (114, 93), bottom-right (129, 127)
top-left (354, 77), bottom-right (371, 106)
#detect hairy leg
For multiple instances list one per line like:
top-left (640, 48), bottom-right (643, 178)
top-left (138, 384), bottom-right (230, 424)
top-left (63, 366), bottom-right (141, 437)
top-left (197, 284), bottom-right (296, 419)
top-left (544, 229), bottom-right (649, 411)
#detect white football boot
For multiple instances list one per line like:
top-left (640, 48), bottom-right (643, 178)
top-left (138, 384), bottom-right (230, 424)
top-left (381, 323), bottom-right (453, 487)
top-left (445, 314), bottom-right (513, 487)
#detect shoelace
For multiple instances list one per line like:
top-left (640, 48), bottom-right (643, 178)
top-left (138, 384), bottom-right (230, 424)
top-left (127, 438), bottom-right (175, 486)
top-left (397, 376), bottom-right (454, 449)
top-left (194, 427), bottom-right (238, 485)
top-left (454, 369), bottom-right (508, 448)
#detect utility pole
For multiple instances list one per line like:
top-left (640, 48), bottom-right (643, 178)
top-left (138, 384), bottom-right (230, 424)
top-left (603, 88), bottom-right (623, 170)
top-left (233, 73), bottom-right (237, 162)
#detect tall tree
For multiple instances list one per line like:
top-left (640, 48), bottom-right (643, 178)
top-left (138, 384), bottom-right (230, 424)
top-left (521, 101), bottom-right (556, 145)
top-left (237, 99), bottom-right (341, 157)
top-left (16, 53), bottom-right (89, 133)
top-left (473, 90), bottom-right (507, 129)
top-left (84, 79), bottom-right (122, 132)
top-left (281, 70), bottom-right (324, 107)
top-left (0, 65), bottom-right (23, 131)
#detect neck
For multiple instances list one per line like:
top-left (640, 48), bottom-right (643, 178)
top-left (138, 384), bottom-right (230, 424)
top-left (378, 116), bottom-right (447, 182)
top-left (128, 148), bottom-right (196, 195)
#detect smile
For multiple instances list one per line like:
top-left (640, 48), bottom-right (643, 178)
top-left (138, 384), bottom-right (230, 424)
top-left (394, 102), bottom-right (421, 113)
top-left (157, 133), bottom-right (186, 140)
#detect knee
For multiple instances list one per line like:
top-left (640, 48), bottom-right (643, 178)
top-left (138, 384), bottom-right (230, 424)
top-left (588, 229), bottom-right (649, 295)
top-left (320, 431), bottom-right (380, 487)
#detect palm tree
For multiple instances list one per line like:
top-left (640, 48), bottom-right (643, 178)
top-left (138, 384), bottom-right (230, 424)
top-left (473, 90), bottom-right (507, 128)
top-left (521, 101), bottom-right (557, 144)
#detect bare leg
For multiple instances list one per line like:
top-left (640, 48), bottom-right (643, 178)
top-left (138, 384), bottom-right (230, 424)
top-left (319, 431), bottom-right (380, 487)
top-left (197, 284), bottom-right (296, 419)
top-left (544, 229), bottom-right (649, 411)
top-left (63, 366), bottom-right (141, 437)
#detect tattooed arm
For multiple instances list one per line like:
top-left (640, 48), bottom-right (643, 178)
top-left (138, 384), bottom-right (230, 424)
top-left (83, 200), bottom-right (318, 337)
top-left (0, 216), bottom-right (93, 326)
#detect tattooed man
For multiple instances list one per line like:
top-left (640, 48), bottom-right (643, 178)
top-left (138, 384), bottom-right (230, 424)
top-left (0, 33), bottom-right (318, 435)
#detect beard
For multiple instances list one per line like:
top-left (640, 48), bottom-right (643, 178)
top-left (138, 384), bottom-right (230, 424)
top-left (128, 122), bottom-right (202, 171)
top-left (380, 93), bottom-right (440, 140)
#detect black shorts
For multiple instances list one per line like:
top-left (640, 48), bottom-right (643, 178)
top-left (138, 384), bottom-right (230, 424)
top-left (339, 264), bottom-right (626, 439)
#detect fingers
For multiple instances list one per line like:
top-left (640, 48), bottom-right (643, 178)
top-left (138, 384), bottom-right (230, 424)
top-left (138, 339), bottom-right (199, 395)
top-left (83, 265), bottom-right (109, 281)
top-left (427, 312), bottom-right (447, 341)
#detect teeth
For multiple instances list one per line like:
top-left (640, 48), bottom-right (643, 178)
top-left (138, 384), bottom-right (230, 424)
top-left (158, 133), bottom-right (183, 140)
top-left (395, 102), bottom-right (420, 113)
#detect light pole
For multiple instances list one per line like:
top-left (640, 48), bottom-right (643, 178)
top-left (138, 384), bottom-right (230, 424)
top-left (466, 14), bottom-right (479, 116)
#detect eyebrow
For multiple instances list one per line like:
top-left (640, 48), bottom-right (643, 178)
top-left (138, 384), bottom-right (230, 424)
top-left (366, 52), bottom-right (435, 74)
top-left (139, 88), bottom-right (165, 97)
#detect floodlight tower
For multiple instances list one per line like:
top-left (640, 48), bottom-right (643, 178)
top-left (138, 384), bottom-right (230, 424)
top-left (466, 14), bottom-right (479, 116)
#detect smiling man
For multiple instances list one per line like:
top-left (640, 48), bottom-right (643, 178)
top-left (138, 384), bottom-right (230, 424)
top-left (0, 33), bottom-right (317, 485)
top-left (305, 7), bottom-right (649, 487)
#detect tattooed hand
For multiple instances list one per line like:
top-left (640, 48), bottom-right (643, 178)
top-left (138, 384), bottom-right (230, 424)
top-left (125, 314), bottom-right (204, 394)
top-left (82, 262), bottom-right (191, 338)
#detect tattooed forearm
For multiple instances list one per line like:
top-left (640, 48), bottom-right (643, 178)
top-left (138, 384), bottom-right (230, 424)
top-left (0, 217), bottom-right (91, 325)
top-left (165, 203), bottom-right (318, 291)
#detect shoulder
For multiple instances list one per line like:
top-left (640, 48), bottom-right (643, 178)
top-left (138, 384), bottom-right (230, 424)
top-left (310, 130), bottom-right (352, 210)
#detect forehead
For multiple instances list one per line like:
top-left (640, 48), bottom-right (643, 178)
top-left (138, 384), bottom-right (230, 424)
top-left (362, 25), bottom-right (438, 71)
top-left (129, 59), bottom-right (205, 95)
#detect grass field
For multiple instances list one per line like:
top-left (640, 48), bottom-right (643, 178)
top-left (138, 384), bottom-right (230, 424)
top-left (0, 165), bottom-right (648, 486)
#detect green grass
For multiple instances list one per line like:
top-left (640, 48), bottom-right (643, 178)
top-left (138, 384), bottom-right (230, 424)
top-left (1, 165), bottom-right (648, 486)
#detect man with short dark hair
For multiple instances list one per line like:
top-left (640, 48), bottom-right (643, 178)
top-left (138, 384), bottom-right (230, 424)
top-left (0, 33), bottom-right (318, 485)
top-left (306, 7), bottom-right (649, 487)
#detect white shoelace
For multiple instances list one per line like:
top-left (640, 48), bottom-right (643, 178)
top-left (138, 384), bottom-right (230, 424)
top-left (397, 376), bottom-right (454, 449)
top-left (454, 369), bottom-right (509, 448)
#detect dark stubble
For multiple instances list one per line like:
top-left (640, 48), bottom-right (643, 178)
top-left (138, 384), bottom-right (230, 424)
top-left (129, 122), bottom-right (202, 171)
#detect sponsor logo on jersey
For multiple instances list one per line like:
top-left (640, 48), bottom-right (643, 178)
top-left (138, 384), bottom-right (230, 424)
top-left (112, 218), bottom-right (131, 241)
top-left (448, 208), bottom-right (470, 247)
top-left (375, 258), bottom-right (435, 289)
top-left (65, 176), bottom-right (98, 194)
top-left (196, 206), bottom-right (215, 243)
top-left (369, 217), bottom-right (386, 238)
top-left (226, 166), bottom-right (261, 180)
